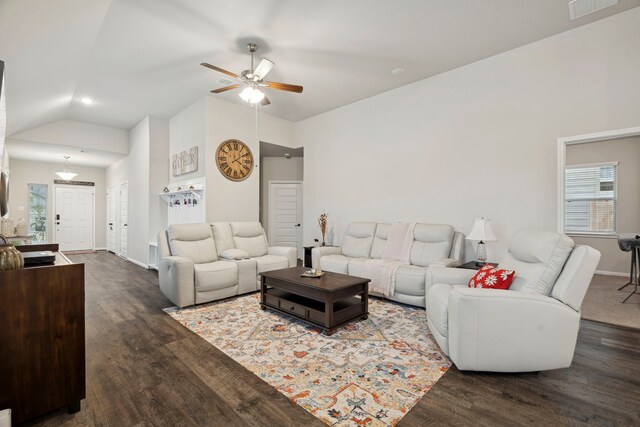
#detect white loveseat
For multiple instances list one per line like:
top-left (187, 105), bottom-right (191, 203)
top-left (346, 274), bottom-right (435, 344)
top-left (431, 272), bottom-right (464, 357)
top-left (158, 222), bottom-right (296, 307)
top-left (426, 230), bottom-right (600, 372)
top-left (312, 222), bottom-right (464, 307)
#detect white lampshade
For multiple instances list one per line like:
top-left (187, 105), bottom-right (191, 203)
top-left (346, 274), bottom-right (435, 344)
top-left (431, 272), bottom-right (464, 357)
top-left (238, 86), bottom-right (265, 104)
top-left (55, 156), bottom-right (77, 181)
top-left (56, 171), bottom-right (77, 180)
top-left (466, 217), bottom-right (498, 242)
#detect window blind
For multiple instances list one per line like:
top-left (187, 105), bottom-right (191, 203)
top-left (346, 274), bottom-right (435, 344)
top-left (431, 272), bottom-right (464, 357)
top-left (565, 164), bottom-right (616, 234)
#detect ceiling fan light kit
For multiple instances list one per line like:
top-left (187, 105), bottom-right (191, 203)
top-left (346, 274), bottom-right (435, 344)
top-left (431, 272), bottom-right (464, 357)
top-left (239, 86), bottom-right (265, 104)
top-left (202, 42), bottom-right (303, 106)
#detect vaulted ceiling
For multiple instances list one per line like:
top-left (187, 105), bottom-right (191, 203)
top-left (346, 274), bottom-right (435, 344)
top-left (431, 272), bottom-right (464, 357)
top-left (1, 0), bottom-right (638, 136)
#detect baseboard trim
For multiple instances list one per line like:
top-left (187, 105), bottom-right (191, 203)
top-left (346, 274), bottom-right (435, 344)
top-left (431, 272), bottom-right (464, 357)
top-left (127, 257), bottom-right (149, 269)
top-left (95, 247), bottom-right (107, 251)
top-left (595, 269), bottom-right (628, 277)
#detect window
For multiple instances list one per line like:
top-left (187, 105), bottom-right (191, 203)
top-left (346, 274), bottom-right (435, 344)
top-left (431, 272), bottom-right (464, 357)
top-left (564, 163), bottom-right (617, 235)
top-left (28, 184), bottom-right (47, 243)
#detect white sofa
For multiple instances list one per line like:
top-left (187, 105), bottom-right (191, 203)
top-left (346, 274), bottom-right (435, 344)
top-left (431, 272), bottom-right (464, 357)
top-left (312, 222), bottom-right (464, 307)
top-left (426, 230), bottom-right (600, 372)
top-left (158, 222), bottom-right (296, 307)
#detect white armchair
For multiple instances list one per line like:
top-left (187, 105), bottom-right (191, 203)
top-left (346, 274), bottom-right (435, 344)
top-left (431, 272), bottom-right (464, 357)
top-left (426, 230), bottom-right (600, 372)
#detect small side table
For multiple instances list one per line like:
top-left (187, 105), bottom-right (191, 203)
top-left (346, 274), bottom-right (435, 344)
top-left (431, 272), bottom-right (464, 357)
top-left (303, 245), bottom-right (338, 268)
top-left (303, 246), bottom-right (315, 268)
top-left (457, 261), bottom-right (498, 270)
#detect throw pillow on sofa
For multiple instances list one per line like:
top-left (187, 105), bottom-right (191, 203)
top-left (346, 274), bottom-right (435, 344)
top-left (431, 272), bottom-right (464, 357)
top-left (468, 264), bottom-right (515, 290)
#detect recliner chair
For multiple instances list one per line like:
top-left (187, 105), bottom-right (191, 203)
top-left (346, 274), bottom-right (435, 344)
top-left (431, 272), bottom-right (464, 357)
top-left (426, 230), bottom-right (600, 372)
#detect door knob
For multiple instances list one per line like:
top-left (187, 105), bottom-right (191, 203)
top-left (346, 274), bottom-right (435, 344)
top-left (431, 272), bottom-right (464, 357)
top-left (295, 223), bottom-right (301, 227)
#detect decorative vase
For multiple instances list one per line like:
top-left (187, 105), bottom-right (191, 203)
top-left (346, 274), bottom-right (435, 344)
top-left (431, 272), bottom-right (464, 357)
top-left (0, 244), bottom-right (24, 270)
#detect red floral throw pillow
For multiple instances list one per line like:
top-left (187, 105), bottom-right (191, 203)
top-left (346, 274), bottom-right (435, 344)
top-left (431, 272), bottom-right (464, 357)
top-left (468, 264), bottom-right (515, 290)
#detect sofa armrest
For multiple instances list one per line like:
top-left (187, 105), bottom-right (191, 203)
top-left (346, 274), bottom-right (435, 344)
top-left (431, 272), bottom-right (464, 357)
top-left (430, 257), bottom-right (461, 267)
top-left (448, 288), bottom-right (580, 372)
top-left (427, 266), bottom-right (475, 287)
top-left (311, 246), bottom-right (342, 268)
top-left (268, 246), bottom-right (297, 268)
top-left (158, 256), bottom-right (195, 308)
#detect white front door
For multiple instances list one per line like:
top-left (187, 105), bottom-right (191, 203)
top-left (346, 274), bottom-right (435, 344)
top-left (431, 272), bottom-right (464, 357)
top-left (107, 186), bottom-right (116, 252)
top-left (119, 182), bottom-right (128, 258)
top-left (54, 186), bottom-right (95, 251)
top-left (268, 181), bottom-right (303, 258)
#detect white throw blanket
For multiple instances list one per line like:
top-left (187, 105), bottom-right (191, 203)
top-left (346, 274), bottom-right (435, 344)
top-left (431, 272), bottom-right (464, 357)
top-left (363, 222), bottom-right (416, 297)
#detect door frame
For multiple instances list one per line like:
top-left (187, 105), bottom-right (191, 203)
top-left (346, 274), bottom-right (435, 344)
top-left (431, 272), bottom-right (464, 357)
top-left (52, 184), bottom-right (96, 251)
top-left (118, 181), bottom-right (129, 258)
top-left (106, 185), bottom-right (117, 253)
top-left (268, 180), bottom-right (303, 258)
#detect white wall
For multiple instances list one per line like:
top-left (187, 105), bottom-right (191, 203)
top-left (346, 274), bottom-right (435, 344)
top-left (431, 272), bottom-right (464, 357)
top-left (169, 95), bottom-right (295, 223)
top-left (127, 117), bottom-right (151, 264)
top-left (260, 156), bottom-right (304, 235)
top-left (169, 97), bottom-right (206, 184)
top-left (7, 158), bottom-right (106, 247)
top-left (295, 8), bottom-right (640, 262)
top-left (106, 115), bottom-right (170, 266)
top-left (204, 96), bottom-right (294, 222)
top-left (149, 116), bottom-right (169, 242)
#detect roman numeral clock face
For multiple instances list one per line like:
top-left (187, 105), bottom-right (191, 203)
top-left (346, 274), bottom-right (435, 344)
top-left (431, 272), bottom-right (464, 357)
top-left (215, 139), bottom-right (254, 181)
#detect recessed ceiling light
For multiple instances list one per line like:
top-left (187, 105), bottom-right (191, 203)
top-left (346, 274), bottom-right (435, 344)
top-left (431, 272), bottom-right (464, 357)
top-left (80, 97), bottom-right (94, 105)
top-left (391, 68), bottom-right (405, 76)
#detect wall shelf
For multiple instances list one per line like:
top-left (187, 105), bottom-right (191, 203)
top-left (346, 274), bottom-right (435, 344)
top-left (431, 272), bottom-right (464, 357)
top-left (159, 188), bottom-right (203, 202)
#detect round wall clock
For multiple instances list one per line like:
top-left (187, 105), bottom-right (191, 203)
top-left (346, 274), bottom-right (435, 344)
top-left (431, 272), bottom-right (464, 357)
top-left (215, 139), bottom-right (254, 182)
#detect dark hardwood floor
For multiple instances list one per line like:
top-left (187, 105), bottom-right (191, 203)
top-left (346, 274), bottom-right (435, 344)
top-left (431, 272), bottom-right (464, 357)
top-left (25, 252), bottom-right (640, 426)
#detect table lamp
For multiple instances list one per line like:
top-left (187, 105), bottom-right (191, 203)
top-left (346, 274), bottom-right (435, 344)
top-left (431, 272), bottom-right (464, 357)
top-left (466, 217), bottom-right (497, 266)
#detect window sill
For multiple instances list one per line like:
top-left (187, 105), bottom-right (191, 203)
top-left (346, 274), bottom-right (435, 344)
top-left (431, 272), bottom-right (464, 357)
top-left (566, 233), bottom-right (618, 239)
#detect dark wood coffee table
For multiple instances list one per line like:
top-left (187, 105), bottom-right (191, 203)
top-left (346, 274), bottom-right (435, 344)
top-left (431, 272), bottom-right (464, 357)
top-left (260, 266), bottom-right (370, 335)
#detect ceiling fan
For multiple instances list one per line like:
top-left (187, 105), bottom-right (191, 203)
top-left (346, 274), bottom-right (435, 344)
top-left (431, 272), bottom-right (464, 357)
top-left (201, 43), bottom-right (303, 106)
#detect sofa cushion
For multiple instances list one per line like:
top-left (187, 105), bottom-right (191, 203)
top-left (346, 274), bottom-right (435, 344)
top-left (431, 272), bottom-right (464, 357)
top-left (211, 222), bottom-right (235, 253)
top-left (254, 255), bottom-right (289, 273)
top-left (347, 257), bottom-right (370, 277)
top-left (320, 254), bottom-right (351, 274)
top-left (342, 222), bottom-right (377, 258)
top-left (395, 265), bottom-right (427, 297)
top-left (369, 223), bottom-right (390, 259)
top-left (194, 261), bottom-right (238, 292)
top-left (410, 224), bottom-right (454, 267)
top-left (427, 283), bottom-right (453, 338)
top-left (499, 230), bottom-right (574, 296)
top-left (168, 223), bottom-right (218, 264)
top-left (230, 222), bottom-right (269, 257)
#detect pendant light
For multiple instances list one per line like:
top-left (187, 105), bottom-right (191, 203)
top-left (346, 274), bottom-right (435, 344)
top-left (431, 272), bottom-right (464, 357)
top-left (56, 156), bottom-right (77, 181)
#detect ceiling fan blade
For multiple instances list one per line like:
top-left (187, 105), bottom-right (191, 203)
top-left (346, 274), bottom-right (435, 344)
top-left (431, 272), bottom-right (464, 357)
top-left (210, 84), bottom-right (241, 94)
top-left (201, 63), bottom-right (239, 79)
top-left (260, 95), bottom-right (271, 106)
top-left (264, 81), bottom-right (303, 93)
top-left (253, 58), bottom-right (274, 81)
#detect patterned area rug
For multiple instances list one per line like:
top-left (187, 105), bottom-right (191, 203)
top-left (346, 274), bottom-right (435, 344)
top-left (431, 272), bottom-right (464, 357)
top-left (164, 294), bottom-right (451, 426)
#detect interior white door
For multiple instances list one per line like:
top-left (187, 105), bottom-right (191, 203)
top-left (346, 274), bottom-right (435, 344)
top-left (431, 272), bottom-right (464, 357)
top-left (268, 182), bottom-right (303, 258)
top-left (54, 186), bottom-right (94, 251)
top-left (107, 186), bottom-right (116, 252)
top-left (119, 182), bottom-right (128, 258)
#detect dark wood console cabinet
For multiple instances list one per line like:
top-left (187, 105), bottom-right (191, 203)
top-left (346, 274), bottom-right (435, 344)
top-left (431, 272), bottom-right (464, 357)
top-left (0, 245), bottom-right (85, 423)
